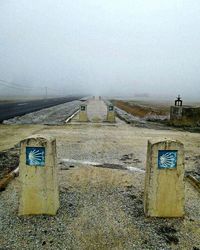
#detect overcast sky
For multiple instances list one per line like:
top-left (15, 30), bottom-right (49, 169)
top-left (0, 0), bottom-right (200, 100)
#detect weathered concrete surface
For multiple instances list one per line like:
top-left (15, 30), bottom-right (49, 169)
top-left (107, 105), bottom-right (116, 123)
top-left (71, 98), bottom-right (116, 123)
top-left (79, 104), bottom-right (88, 122)
top-left (144, 139), bottom-right (185, 217)
top-left (107, 111), bottom-right (116, 123)
top-left (87, 99), bottom-right (107, 122)
top-left (18, 135), bottom-right (59, 215)
top-left (170, 106), bottom-right (200, 127)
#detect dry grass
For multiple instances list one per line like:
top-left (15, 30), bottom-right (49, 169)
top-left (0, 124), bottom-right (45, 151)
top-left (60, 166), bottom-right (136, 190)
top-left (114, 100), bottom-right (169, 118)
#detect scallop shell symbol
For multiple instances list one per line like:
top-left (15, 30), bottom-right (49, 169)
top-left (28, 149), bottom-right (44, 165)
top-left (159, 151), bottom-right (177, 168)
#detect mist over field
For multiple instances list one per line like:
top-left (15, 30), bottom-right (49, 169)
top-left (0, 0), bottom-right (200, 101)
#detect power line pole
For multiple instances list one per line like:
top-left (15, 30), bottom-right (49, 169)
top-left (45, 86), bottom-right (47, 98)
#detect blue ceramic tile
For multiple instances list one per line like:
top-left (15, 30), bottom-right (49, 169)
top-left (158, 150), bottom-right (177, 169)
top-left (109, 106), bottom-right (114, 111)
top-left (26, 147), bottom-right (45, 166)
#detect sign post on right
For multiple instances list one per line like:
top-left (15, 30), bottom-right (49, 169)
top-left (144, 139), bottom-right (185, 217)
top-left (107, 104), bottom-right (116, 123)
top-left (79, 104), bottom-right (88, 122)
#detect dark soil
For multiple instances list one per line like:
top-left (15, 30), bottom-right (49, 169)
top-left (185, 155), bottom-right (200, 181)
top-left (0, 146), bottom-right (20, 179)
top-left (157, 226), bottom-right (179, 244)
top-left (120, 185), bottom-right (183, 248)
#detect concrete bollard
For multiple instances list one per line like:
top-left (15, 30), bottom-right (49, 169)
top-left (144, 139), bottom-right (185, 217)
top-left (18, 135), bottom-right (59, 215)
top-left (79, 104), bottom-right (88, 122)
top-left (107, 104), bottom-right (116, 123)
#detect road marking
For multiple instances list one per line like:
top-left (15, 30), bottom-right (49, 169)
top-left (65, 110), bottom-right (79, 123)
top-left (17, 103), bottom-right (28, 106)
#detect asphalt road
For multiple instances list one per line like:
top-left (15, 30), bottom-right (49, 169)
top-left (0, 96), bottom-right (82, 122)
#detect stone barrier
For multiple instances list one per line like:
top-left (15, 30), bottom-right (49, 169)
top-left (144, 139), bottom-right (185, 217)
top-left (170, 105), bottom-right (200, 126)
top-left (18, 135), bottom-right (59, 215)
top-left (107, 104), bottom-right (116, 123)
top-left (79, 104), bottom-right (88, 122)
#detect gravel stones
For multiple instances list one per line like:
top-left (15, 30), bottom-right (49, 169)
top-left (0, 111), bottom-right (200, 249)
top-left (0, 146), bottom-right (19, 179)
top-left (1, 165), bottom-right (200, 249)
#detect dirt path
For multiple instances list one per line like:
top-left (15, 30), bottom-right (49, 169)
top-left (0, 124), bottom-right (45, 151)
top-left (87, 99), bottom-right (107, 122)
top-left (0, 101), bottom-right (200, 249)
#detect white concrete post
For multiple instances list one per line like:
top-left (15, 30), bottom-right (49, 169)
top-left (144, 139), bottom-right (185, 217)
top-left (18, 135), bottom-right (59, 215)
top-left (107, 104), bottom-right (116, 123)
top-left (79, 104), bottom-right (88, 122)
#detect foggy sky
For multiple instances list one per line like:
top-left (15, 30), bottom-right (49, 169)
top-left (0, 0), bottom-right (200, 100)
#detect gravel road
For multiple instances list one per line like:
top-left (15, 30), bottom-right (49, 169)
top-left (0, 99), bottom-right (200, 249)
